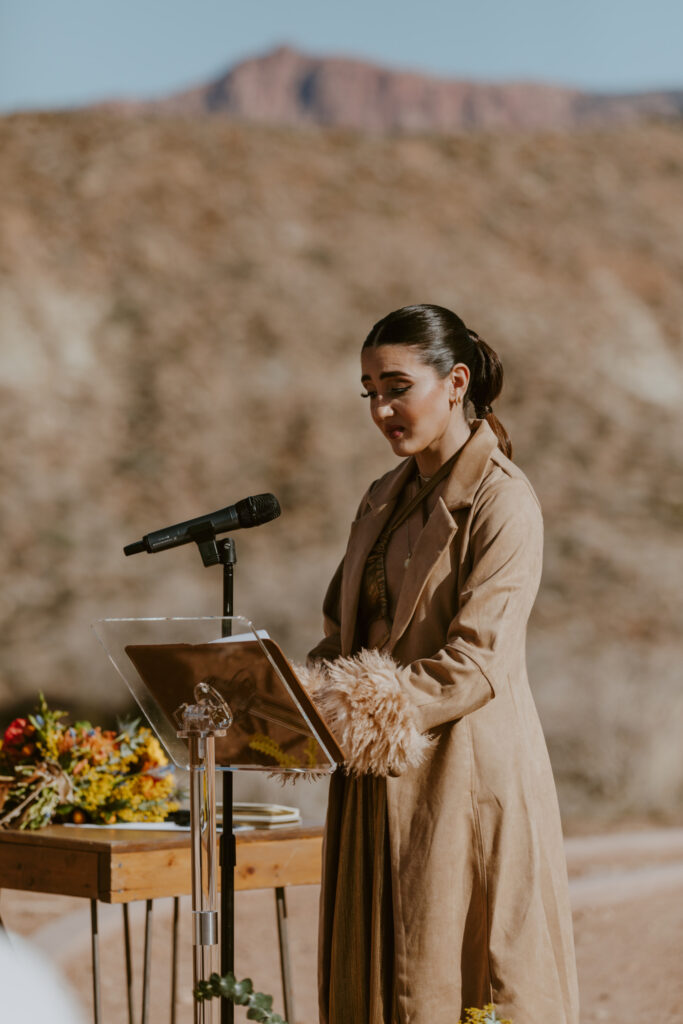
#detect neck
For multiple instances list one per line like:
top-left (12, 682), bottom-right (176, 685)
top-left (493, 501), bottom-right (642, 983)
top-left (415, 417), bottom-right (473, 478)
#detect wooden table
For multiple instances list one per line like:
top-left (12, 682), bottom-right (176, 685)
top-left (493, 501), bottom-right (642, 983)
top-left (0, 823), bottom-right (324, 1024)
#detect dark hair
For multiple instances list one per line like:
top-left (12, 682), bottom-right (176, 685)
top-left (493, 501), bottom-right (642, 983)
top-left (362, 304), bottom-right (512, 459)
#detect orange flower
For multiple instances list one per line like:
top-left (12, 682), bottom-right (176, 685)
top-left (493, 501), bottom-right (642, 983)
top-left (58, 733), bottom-right (75, 754)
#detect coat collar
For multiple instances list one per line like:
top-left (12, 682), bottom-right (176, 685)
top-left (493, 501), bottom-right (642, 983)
top-left (365, 418), bottom-right (499, 513)
top-left (340, 419), bottom-right (500, 654)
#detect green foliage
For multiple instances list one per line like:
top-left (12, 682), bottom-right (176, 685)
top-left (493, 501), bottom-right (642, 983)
top-left (193, 972), bottom-right (287, 1024)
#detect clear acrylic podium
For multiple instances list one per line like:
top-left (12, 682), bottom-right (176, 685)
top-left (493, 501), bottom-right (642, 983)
top-left (94, 616), bottom-right (342, 1024)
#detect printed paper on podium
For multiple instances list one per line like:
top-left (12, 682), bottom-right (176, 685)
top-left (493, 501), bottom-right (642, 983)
top-left (93, 616), bottom-right (343, 773)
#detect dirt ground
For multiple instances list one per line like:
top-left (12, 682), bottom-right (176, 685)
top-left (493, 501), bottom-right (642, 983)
top-left (1, 827), bottom-right (682, 1024)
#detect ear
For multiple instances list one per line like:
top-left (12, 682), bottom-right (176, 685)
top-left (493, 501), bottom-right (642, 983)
top-left (449, 363), bottom-right (470, 403)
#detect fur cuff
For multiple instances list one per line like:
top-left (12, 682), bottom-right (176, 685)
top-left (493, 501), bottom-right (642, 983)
top-left (297, 657), bottom-right (330, 696)
top-left (298, 650), bottom-right (434, 777)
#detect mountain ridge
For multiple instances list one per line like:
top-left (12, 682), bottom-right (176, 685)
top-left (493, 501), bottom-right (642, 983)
top-left (91, 44), bottom-right (683, 132)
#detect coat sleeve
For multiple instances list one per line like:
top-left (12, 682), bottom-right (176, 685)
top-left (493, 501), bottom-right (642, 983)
top-left (403, 475), bottom-right (544, 732)
top-left (306, 486), bottom-right (374, 664)
top-left (300, 473), bottom-right (543, 776)
top-left (306, 556), bottom-right (344, 663)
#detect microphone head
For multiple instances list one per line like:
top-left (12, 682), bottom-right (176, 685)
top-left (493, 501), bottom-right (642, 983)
top-left (236, 493), bottom-right (281, 529)
top-left (123, 540), bottom-right (147, 556)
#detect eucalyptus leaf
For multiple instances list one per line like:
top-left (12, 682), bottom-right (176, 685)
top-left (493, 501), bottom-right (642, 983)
top-left (250, 993), bottom-right (274, 1010)
top-left (217, 974), bottom-right (236, 998)
top-left (231, 977), bottom-right (254, 1005)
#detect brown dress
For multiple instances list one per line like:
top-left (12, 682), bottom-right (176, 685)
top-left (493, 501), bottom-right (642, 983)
top-left (310, 420), bottom-right (580, 1024)
top-left (321, 474), bottom-right (438, 1024)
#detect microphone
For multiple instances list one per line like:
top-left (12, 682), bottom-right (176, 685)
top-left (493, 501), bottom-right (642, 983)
top-left (123, 493), bottom-right (281, 555)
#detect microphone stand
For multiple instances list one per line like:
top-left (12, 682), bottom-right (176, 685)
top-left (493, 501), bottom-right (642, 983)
top-left (191, 527), bottom-right (237, 1024)
top-left (219, 539), bottom-right (236, 1024)
top-left (123, 499), bottom-right (280, 1023)
top-left (175, 684), bottom-right (230, 1024)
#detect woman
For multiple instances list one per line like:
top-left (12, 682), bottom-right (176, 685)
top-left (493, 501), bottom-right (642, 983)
top-left (302, 305), bottom-right (579, 1024)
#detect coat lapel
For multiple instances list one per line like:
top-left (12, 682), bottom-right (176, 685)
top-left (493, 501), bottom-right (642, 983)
top-left (340, 419), bottom-right (500, 654)
top-left (388, 419), bottom-right (499, 650)
top-left (388, 498), bottom-right (458, 649)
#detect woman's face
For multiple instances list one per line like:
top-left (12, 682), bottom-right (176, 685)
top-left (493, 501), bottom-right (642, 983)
top-left (360, 344), bottom-right (469, 465)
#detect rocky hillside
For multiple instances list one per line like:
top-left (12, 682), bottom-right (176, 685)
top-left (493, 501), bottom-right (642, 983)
top-left (101, 46), bottom-right (683, 132)
top-left (1, 110), bottom-right (682, 823)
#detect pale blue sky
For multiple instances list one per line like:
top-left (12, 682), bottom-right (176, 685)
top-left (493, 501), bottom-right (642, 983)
top-left (1, 0), bottom-right (681, 113)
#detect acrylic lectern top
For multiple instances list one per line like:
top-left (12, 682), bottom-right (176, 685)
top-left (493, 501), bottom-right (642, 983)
top-left (93, 616), bottom-right (343, 773)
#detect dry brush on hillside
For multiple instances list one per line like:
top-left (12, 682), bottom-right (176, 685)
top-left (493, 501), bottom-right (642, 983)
top-left (1, 111), bottom-right (682, 823)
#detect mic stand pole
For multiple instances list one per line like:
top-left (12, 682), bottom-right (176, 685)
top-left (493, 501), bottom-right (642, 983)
top-left (175, 684), bottom-right (231, 1024)
top-left (190, 526), bottom-right (237, 1024)
top-left (220, 538), bottom-right (236, 1024)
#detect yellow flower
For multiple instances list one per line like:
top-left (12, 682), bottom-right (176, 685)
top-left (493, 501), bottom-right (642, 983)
top-left (39, 731), bottom-right (61, 762)
top-left (117, 798), bottom-right (179, 823)
top-left (77, 770), bottom-right (117, 812)
top-left (459, 1007), bottom-right (512, 1024)
top-left (144, 735), bottom-right (167, 764)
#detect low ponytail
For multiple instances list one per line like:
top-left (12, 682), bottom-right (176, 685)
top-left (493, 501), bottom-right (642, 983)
top-left (466, 330), bottom-right (512, 460)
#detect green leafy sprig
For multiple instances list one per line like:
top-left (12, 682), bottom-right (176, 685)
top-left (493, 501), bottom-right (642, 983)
top-left (193, 972), bottom-right (287, 1023)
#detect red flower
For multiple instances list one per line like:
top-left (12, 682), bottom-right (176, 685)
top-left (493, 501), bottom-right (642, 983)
top-left (3, 718), bottom-right (33, 748)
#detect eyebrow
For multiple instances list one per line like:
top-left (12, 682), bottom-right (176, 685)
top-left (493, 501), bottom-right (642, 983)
top-left (360, 370), bottom-right (413, 382)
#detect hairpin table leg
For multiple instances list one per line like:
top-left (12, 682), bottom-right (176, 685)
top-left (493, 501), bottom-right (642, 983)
top-left (170, 896), bottom-right (180, 1024)
top-left (141, 899), bottom-right (153, 1024)
top-left (123, 904), bottom-right (135, 1024)
top-left (274, 887), bottom-right (295, 1024)
top-left (90, 900), bottom-right (102, 1024)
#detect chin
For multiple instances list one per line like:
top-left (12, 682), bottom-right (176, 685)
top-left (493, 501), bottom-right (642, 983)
top-left (387, 436), bottom-right (415, 457)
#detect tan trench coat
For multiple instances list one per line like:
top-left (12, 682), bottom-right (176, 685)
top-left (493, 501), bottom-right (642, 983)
top-left (308, 419), bottom-right (580, 1024)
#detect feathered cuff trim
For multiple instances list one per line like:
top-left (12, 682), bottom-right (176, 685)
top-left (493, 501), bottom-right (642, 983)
top-left (297, 649), bottom-right (434, 777)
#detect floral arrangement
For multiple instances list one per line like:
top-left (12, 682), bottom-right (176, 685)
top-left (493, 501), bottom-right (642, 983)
top-left (194, 971), bottom-right (512, 1024)
top-left (460, 1007), bottom-right (512, 1024)
top-left (0, 694), bottom-right (179, 829)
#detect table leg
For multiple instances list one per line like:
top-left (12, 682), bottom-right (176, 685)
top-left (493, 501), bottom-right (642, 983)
top-left (170, 896), bottom-right (180, 1024)
top-left (274, 887), bottom-right (295, 1024)
top-left (90, 900), bottom-right (102, 1024)
top-left (123, 904), bottom-right (135, 1024)
top-left (141, 899), bottom-right (153, 1024)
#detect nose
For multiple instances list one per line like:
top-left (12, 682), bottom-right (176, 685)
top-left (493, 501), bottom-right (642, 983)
top-left (372, 394), bottom-right (396, 420)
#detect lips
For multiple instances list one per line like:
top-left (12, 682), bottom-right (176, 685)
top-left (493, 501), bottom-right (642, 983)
top-left (386, 426), bottom-right (405, 440)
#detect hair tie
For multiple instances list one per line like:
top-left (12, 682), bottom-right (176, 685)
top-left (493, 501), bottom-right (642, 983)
top-left (477, 404), bottom-right (493, 417)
